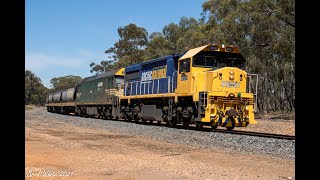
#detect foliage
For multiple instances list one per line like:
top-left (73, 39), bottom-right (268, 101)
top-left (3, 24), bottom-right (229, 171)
top-left (50, 75), bottom-right (82, 91)
top-left (25, 70), bottom-right (48, 105)
top-left (90, 60), bottom-right (115, 75)
top-left (90, 23), bottom-right (149, 74)
top-left (143, 32), bottom-right (172, 60)
top-left (143, 17), bottom-right (211, 60)
top-left (91, 0), bottom-right (295, 112)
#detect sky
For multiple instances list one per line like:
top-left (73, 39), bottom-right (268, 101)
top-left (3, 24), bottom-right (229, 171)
top-left (26, 0), bottom-right (206, 88)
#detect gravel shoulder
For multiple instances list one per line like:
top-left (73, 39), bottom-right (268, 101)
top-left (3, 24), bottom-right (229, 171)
top-left (241, 112), bottom-right (295, 136)
top-left (26, 107), bottom-right (295, 179)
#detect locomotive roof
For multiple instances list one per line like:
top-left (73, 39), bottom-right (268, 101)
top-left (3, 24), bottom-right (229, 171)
top-left (179, 45), bottom-right (208, 60)
top-left (80, 68), bottom-right (121, 83)
top-left (125, 54), bottom-right (181, 73)
top-left (179, 44), bottom-right (241, 60)
top-left (125, 64), bottom-right (140, 73)
top-left (140, 54), bottom-right (181, 66)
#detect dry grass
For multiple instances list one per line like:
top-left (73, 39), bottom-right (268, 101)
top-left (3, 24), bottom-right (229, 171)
top-left (25, 105), bottom-right (39, 110)
top-left (255, 111), bottom-right (295, 121)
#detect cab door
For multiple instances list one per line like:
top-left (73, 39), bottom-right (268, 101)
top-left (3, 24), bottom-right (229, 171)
top-left (175, 58), bottom-right (192, 94)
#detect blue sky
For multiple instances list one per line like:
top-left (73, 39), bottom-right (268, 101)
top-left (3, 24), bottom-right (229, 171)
top-left (26, 0), bottom-right (206, 88)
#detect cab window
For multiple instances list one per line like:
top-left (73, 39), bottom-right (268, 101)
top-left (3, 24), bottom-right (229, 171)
top-left (179, 58), bottom-right (191, 73)
top-left (193, 55), bottom-right (216, 67)
top-left (192, 51), bottom-right (246, 70)
top-left (115, 76), bottom-right (124, 85)
top-left (217, 58), bottom-right (245, 69)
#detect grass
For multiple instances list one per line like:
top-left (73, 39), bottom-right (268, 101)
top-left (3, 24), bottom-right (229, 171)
top-left (255, 111), bottom-right (295, 120)
top-left (25, 104), bottom-right (38, 110)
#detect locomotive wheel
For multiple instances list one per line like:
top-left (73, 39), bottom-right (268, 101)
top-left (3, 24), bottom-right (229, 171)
top-left (226, 127), bottom-right (234, 130)
top-left (157, 121), bottom-right (161, 125)
top-left (125, 116), bottom-right (131, 122)
top-left (211, 124), bottom-right (218, 130)
top-left (196, 123), bottom-right (203, 130)
top-left (170, 119), bottom-right (177, 128)
top-left (142, 118), bottom-right (146, 124)
top-left (182, 122), bottom-right (189, 128)
top-left (226, 118), bottom-right (235, 130)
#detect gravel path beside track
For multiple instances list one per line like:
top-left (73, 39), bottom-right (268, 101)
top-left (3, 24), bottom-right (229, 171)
top-left (27, 107), bottom-right (295, 160)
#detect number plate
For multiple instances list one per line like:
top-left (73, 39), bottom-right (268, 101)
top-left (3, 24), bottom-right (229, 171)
top-left (221, 81), bottom-right (240, 88)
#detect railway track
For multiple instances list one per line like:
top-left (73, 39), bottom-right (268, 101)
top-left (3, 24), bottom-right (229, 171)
top-left (63, 113), bottom-right (296, 140)
top-left (211, 129), bottom-right (295, 140)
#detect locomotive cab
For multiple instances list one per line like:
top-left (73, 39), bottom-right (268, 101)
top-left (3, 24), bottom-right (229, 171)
top-left (175, 44), bottom-right (257, 130)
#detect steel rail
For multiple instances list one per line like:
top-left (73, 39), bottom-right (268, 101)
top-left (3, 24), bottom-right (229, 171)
top-left (211, 129), bottom-right (295, 140)
top-left (51, 112), bottom-right (295, 140)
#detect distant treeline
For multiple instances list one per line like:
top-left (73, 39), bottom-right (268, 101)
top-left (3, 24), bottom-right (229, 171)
top-left (25, 70), bottom-right (82, 105)
top-left (90, 0), bottom-right (295, 113)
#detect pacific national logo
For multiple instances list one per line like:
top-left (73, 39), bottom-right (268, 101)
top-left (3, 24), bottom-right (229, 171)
top-left (141, 66), bottom-right (167, 81)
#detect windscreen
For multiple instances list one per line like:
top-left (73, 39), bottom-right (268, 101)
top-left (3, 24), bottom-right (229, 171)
top-left (116, 76), bottom-right (124, 85)
top-left (193, 51), bottom-right (246, 69)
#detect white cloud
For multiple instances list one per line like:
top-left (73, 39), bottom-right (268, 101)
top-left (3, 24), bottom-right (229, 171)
top-left (25, 51), bottom-right (88, 71)
top-left (78, 49), bottom-right (92, 58)
top-left (25, 50), bottom-right (107, 88)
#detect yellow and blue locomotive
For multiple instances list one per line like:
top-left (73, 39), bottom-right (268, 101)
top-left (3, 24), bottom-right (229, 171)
top-left (120, 44), bottom-right (258, 130)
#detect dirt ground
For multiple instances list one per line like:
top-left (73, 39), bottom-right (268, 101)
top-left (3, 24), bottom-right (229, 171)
top-left (237, 117), bottom-right (295, 136)
top-left (25, 109), bottom-right (294, 179)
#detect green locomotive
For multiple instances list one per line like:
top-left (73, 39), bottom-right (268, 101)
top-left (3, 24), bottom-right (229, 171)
top-left (45, 68), bottom-right (124, 119)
